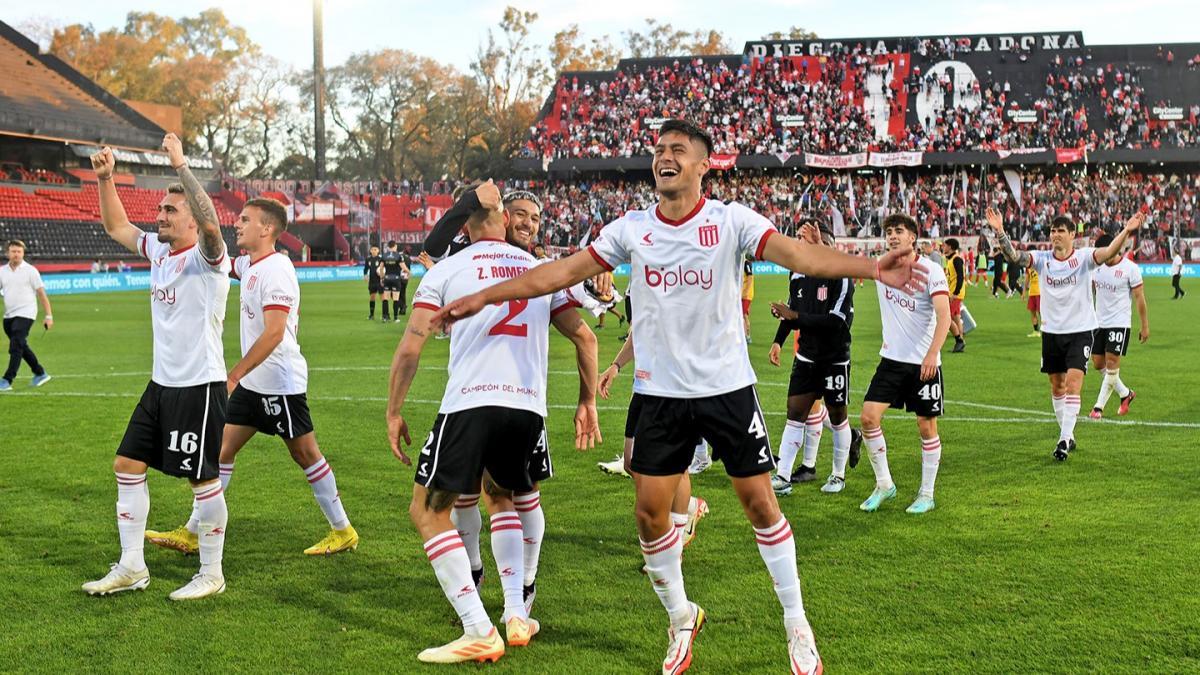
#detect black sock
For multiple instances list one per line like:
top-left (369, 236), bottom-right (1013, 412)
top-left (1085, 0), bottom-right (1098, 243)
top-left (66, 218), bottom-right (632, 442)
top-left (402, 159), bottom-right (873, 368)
top-left (956, 335), bottom-right (964, 343)
top-left (369, 300), bottom-right (376, 317)
top-left (382, 300), bottom-right (390, 319)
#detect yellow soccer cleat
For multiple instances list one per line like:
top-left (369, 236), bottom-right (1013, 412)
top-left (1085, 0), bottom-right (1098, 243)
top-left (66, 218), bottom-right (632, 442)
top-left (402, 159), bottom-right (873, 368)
top-left (505, 616), bottom-right (540, 647)
top-left (417, 628), bottom-right (505, 664)
top-left (304, 525), bottom-right (359, 556)
top-left (145, 525), bottom-right (198, 555)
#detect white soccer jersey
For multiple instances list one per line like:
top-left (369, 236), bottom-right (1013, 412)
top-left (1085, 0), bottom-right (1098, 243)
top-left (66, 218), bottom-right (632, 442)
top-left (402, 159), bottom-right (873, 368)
top-left (412, 238), bottom-right (574, 416)
top-left (1030, 248), bottom-right (1099, 334)
top-left (138, 231), bottom-right (230, 387)
top-left (1093, 257), bottom-right (1143, 329)
top-left (0, 261), bottom-right (44, 319)
top-left (1172, 254), bottom-right (1183, 275)
top-left (875, 256), bottom-right (949, 366)
top-left (232, 252), bottom-right (307, 395)
top-left (587, 198), bottom-right (776, 398)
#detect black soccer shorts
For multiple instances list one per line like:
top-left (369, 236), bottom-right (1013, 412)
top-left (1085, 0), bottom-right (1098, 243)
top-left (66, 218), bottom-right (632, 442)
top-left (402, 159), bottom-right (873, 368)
top-left (414, 406), bottom-right (545, 495)
top-left (1092, 327), bottom-right (1131, 357)
top-left (117, 380), bottom-right (227, 481)
top-left (624, 393), bottom-right (645, 439)
top-left (1041, 331), bottom-right (1093, 373)
top-left (864, 357), bottom-right (944, 417)
top-left (382, 274), bottom-right (402, 292)
top-left (787, 358), bottom-right (851, 407)
top-left (368, 278), bottom-right (383, 294)
top-left (630, 385), bottom-right (774, 478)
top-left (226, 385), bottom-right (314, 440)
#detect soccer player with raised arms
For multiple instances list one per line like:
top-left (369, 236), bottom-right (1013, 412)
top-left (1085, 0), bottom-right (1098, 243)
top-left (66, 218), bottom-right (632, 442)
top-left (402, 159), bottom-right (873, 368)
top-left (434, 119), bottom-right (926, 675)
top-left (1088, 233), bottom-right (1150, 419)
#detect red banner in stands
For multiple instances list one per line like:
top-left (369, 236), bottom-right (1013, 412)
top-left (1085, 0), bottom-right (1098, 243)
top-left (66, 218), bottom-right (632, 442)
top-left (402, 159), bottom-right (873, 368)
top-left (708, 153), bottom-right (739, 170)
top-left (1055, 148), bottom-right (1086, 164)
top-left (805, 152), bottom-right (868, 169)
top-left (868, 151), bottom-right (924, 167)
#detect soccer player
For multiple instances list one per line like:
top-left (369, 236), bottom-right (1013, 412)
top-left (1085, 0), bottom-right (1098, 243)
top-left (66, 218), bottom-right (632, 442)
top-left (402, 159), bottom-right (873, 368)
top-left (964, 247), bottom-right (976, 285)
top-left (1089, 233), bottom-right (1150, 419)
top-left (379, 241), bottom-right (409, 322)
top-left (83, 135), bottom-right (230, 600)
top-left (387, 197), bottom-right (600, 664)
top-left (975, 247), bottom-right (989, 286)
top-left (1024, 263), bottom-right (1042, 337)
top-left (767, 218), bottom-right (861, 495)
top-left (364, 244), bottom-right (384, 319)
top-left (433, 119), bottom-right (926, 674)
top-left (0, 239), bottom-right (54, 391)
top-left (987, 208), bottom-right (1144, 460)
top-left (144, 198), bottom-right (358, 557)
top-left (858, 214), bottom-right (951, 515)
top-left (742, 255), bottom-right (755, 342)
top-left (942, 238), bottom-right (967, 352)
top-left (397, 245), bottom-right (414, 315)
top-left (1171, 249), bottom-right (1186, 299)
top-left (991, 247), bottom-right (1010, 297)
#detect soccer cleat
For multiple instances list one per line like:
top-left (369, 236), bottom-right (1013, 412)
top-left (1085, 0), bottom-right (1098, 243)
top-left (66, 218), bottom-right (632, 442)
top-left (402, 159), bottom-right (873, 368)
top-left (304, 525), bottom-right (359, 556)
top-left (168, 572), bottom-right (225, 601)
top-left (682, 497), bottom-right (708, 548)
top-left (792, 465), bottom-right (817, 483)
top-left (30, 373), bottom-right (52, 387)
top-left (1026, 330), bottom-right (1042, 337)
top-left (471, 566), bottom-right (485, 589)
top-left (82, 563), bottom-right (149, 596)
top-left (951, 340), bottom-right (965, 353)
top-left (1118, 390), bottom-right (1136, 416)
top-left (505, 616), bottom-right (540, 647)
top-left (848, 428), bottom-right (862, 468)
top-left (906, 495), bottom-right (936, 514)
top-left (771, 474), bottom-right (794, 496)
top-left (598, 455), bottom-right (630, 478)
top-left (663, 603), bottom-right (706, 675)
top-left (523, 582), bottom-right (536, 615)
top-left (687, 453), bottom-right (711, 475)
top-left (1089, 407), bottom-right (1103, 420)
top-left (859, 485), bottom-right (897, 512)
top-left (1068, 438), bottom-right (1077, 453)
top-left (1053, 440), bottom-right (1071, 461)
top-left (0, 379), bottom-right (11, 392)
top-left (417, 628), bottom-right (504, 664)
top-left (145, 525), bottom-right (198, 555)
top-left (787, 624), bottom-right (823, 675)
top-left (819, 475), bottom-right (845, 494)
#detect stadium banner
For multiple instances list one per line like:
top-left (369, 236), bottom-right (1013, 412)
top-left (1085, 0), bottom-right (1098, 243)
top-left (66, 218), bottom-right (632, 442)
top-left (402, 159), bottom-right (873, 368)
top-left (1150, 106), bottom-right (1185, 121)
top-left (1003, 109), bottom-right (1039, 124)
top-left (804, 152), bottom-right (868, 169)
top-left (743, 31), bottom-right (1084, 59)
top-left (1055, 148), bottom-right (1087, 164)
top-left (868, 151), bottom-right (924, 167)
top-left (776, 114), bottom-right (805, 128)
top-left (708, 153), bottom-right (739, 170)
top-left (40, 264), bottom-right (430, 296)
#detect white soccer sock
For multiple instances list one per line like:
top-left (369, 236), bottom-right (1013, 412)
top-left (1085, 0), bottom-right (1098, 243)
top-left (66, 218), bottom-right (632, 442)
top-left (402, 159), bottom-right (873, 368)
top-left (1095, 370), bottom-right (1117, 410)
top-left (863, 426), bottom-right (894, 489)
top-left (920, 436), bottom-right (942, 498)
top-left (830, 419), bottom-right (851, 478)
top-left (670, 510), bottom-right (688, 540)
top-left (754, 517), bottom-right (807, 626)
top-left (450, 495), bottom-right (483, 572)
top-left (187, 462), bottom-right (234, 534)
top-left (219, 462), bottom-right (235, 490)
top-left (1061, 395), bottom-right (1081, 442)
top-left (489, 511), bottom-right (526, 621)
top-left (776, 419), bottom-right (805, 480)
top-left (1052, 394), bottom-right (1066, 427)
top-left (801, 408), bottom-right (825, 469)
top-left (640, 527), bottom-right (692, 630)
top-left (822, 411), bottom-right (833, 432)
top-left (1111, 368), bottom-right (1130, 398)
top-left (192, 482), bottom-right (227, 578)
top-left (424, 530), bottom-right (493, 637)
top-left (513, 491), bottom-right (544, 587)
top-left (115, 472), bottom-right (148, 571)
top-left (304, 458), bottom-right (350, 530)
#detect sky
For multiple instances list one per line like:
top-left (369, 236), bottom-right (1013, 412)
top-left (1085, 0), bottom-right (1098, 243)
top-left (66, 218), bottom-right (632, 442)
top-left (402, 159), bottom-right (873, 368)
top-left (3, 0), bottom-right (1199, 74)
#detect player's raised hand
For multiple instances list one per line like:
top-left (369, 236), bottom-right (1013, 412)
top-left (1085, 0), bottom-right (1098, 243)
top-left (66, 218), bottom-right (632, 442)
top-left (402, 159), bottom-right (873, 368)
top-left (418, 250), bottom-right (435, 270)
top-left (1124, 211), bottom-right (1146, 233)
top-left (767, 342), bottom-right (781, 367)
top-left (90, 147), bottom-right (115, 179)
top-left (162, 133), bottom-right (186, 168)
top-left (476, 179), bottom-right (502, 212)
top-left (598, 364), bottom-right (620, 399)
top-left (574, 402), bottom-right (601, 450)
top-left (388, 413), bottom-right (412, 465)
top-left (433, 293), bottom-right (486, 328)
top-left (985, 207), bottom-right (1004, 234)
top-left (876, 248), bottom-right (928, 295)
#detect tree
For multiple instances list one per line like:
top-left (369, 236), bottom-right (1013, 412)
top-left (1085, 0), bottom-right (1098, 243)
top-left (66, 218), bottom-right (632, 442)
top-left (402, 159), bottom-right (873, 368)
top-left (760, 27), bottom-right (820, 41)
top-left (623, 20), bottom-right (732, 58)
top-left (549, 24), bottom-right (622, 73)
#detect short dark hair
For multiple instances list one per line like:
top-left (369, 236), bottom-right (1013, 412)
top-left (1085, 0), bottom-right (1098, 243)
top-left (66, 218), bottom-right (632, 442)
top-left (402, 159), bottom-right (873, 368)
top-left (1050, 216), bottom-right (1074, 231)
top-left (883, 213), bottom-right (919, 236)
top-left (945, 238), bottom-right (960, 251)
top-left (1094, 233), bottom-right (1114, 248)
top-left (244, 198), bottom-right (289, 234)
top-left (387, 240), bottom-right (398, 249)
top-left (657, 120), bottom-right (713, 155)
top-left (166, 183), bottom-right (185, 195)
top-left (6, 239), bottom-right (25, 250)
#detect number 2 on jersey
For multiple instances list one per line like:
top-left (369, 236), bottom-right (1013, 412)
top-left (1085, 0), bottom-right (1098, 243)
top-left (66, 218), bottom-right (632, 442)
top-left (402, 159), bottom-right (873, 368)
top-left (488, 299), bottom-right (529, 337)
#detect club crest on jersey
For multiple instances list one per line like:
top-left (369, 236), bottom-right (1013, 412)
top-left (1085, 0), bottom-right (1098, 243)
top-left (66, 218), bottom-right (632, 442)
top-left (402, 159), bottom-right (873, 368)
top-left (246, 275), bottom-right (258, 291)
top-left (1067, 256), bottom-right (1079, 269)
top-left (175, 258), bottom-right (186, 275)
top-left (817, 286), bottom-right (828, 301)
top-left (697, 223), bottom-right (719, 247)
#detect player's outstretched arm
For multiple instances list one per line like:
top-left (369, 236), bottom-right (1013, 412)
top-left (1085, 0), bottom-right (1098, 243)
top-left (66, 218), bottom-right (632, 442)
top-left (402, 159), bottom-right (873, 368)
top-left (1093, 212), bottom-right (1146, 265)
top-left (435, 251), bottom-right (606, 327)
top-left (226, 309), bottom-right (287, 395)
top-left (552, 307), bottom-right (602, 449)
top-left (387, 307), bottom-right (435, 464)
top-left (761, 234), bottom-right (927, 294)
top-left (1133, 284), bottom-right (1150, 343)
top-left (986, 207), bottom-right (1032, 268)
top-left (923, 293), bottom-right (953, 381)
top-left (599, 327), bottom-right (634, 399)
top-left (91, 147), bottom-right (141, 253)
top-left (163, 133), bottom-right (224, 262)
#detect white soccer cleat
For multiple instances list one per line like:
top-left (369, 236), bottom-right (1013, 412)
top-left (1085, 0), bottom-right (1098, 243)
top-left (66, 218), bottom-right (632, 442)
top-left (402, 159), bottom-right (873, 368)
top-left (82, 563), bottom-right (149, 596)
top-left (663, 602), bottom-right (706, 674)
top-left (683, 497), bottom-right (709, 548)
top-left (819, 475), bottom-right (845, 494)
top-left (687, 451), bottom-right (711, 475)
top-left (168, 572), bottom-right (226, 601)
top-left (787, 623), bottom-right (823, 675)
top-left (598, 455), bottom-right (630, 477)
top-left (771, 474), bottom-right (793, 496)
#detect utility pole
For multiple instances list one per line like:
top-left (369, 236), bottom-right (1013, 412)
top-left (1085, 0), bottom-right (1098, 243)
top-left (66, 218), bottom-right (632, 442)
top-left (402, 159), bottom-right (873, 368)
top-left (312, 0), bottom-right (326, 181)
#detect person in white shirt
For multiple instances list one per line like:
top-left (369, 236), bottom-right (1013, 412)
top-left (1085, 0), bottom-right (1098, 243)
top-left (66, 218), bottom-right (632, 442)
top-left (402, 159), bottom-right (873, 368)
top-left (144, 198), bottom-right (358, 560)
top-left (0, 239), bottom-right (54, 390)
top-left (987, 209), bottom-right (1143, 461)
top-left (83, 134), bottom-right (232, 601)
top-left (431, 119), bottom-right (926, 675)
top-left (1171, 250), bottom-right (1186, 299)
top-left (858, 215), bottom-right (951, 515)
top-left (1088, 235), bottom-right (1149, 419)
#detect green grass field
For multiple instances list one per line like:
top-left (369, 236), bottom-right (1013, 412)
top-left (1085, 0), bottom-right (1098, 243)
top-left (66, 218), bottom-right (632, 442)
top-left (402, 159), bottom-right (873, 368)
top-left (1, 274), bottom-right (1197, 673)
